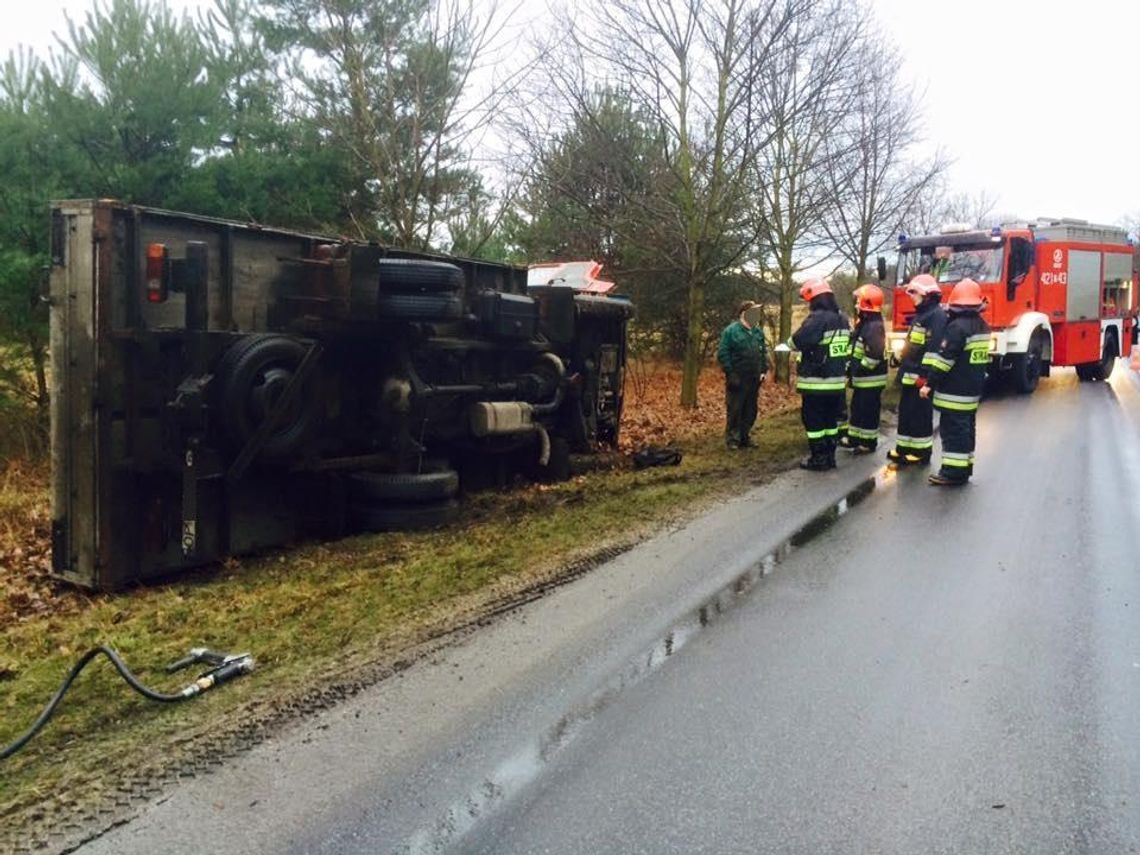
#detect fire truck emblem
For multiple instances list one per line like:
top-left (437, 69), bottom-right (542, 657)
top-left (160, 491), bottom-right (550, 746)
top-left (1052, 249), bottom-right (1063, 266)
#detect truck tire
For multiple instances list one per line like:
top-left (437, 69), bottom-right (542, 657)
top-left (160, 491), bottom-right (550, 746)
top-left (375, 291), bottom-right (464, 321)
top-left (1010, 332), bottom-right (1045, 394)
top-left (216, 335), bottom-right (321, 461)
top-left (1079, 332), bottom-right (1118, 382)
top-left (1099, 332), bottom-right (1119, 378)
top-left (347, 469), bottom-right (459, 503)
top-left (377, 259), bottom-right (463, 294)
top-left (348, 499), bottom-right (459, 533)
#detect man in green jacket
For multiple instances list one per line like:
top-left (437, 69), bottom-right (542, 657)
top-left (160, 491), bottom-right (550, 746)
top-left (717, 300), bottom-right (769, 449)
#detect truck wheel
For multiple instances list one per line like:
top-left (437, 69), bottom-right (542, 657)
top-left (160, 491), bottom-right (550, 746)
top-left (1010, 333), bottom-right (1045, 394)
top-left (376, 259), bottom-right (463, 294)
top-left (348, 500), bottom-right (459, 533)
top-left (347, 469), bottom-right (459, 503)
top-left (375, 292), bottom-right (464, 320)
top-left (1098, 332), bottom-right (1119, 379)
top-left (216, 335), bottom-right (321, 461)
top-left (1081, 333), bottom-right (1118, 382)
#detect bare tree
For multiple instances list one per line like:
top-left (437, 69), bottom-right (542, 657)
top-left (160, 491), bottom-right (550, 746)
top-left (822, 37), bottom-right (947, 282)
top-left (906, 184), bottom-right (999, 234)
top-left (530, 0), bottom-right (806, 407)
top-left (749, 0), bottom-right (865, 383)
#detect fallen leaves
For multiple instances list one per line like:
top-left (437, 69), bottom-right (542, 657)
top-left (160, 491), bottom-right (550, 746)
top-left (619, 358), bottom-right (799, 451)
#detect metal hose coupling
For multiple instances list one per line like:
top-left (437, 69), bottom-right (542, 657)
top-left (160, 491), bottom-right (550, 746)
top-left (168, 648), bottom-right (256, 698)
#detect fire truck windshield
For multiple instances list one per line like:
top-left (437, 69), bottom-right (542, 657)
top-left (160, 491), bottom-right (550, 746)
top-left (898, 244), bottom-right (1005, 285)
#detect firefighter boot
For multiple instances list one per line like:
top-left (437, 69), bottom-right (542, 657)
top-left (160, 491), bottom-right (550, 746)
top-left (799, 442), bottom-right (832, 471)
top-left (929, 471), bottom-right (968, 487)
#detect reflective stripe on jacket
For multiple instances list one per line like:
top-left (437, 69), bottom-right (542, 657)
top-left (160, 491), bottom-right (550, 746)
top-left (924, 312), bottom-right (990, 412)
top-left (791, 308), bottom-right (850, 395)
top-left (849, 314), bottom-right (886, 389)
top-left (897, 302), bottom-right (948, 386)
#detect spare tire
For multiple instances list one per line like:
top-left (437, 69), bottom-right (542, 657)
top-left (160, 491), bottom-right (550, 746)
top-left (375, 291), bottom-right (464, 321)
top-left (377, 259), bottom-right (463, 293)
top-left (348, 469), bottom-right (459, 503)
top-left (349, 500), bottom-right (459, 533)
top-left (215, 335), bottom-right (321, 461)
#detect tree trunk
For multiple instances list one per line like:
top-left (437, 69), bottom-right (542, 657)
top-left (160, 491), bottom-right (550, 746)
top-left (776, 271), bottom-right (795, 385)
top-left (680, 278), bottom-right (705, 408)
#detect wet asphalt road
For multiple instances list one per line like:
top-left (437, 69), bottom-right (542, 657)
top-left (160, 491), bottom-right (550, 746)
top-left (464, 368), bottom-right (1140, 854)
top-left (81, 367), bottom-right (1140, 855)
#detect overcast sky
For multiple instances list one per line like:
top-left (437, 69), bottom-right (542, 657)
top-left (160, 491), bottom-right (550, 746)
top-left (4, 0), bottom-right (1138, 227)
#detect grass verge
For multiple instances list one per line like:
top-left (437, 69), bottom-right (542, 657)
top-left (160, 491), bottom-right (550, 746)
top-left (1, 406), bottom-right (808, 842)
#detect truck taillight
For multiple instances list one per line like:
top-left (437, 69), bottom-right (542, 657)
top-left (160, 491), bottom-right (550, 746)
top-left (146, 243), bottom-right (169, 303)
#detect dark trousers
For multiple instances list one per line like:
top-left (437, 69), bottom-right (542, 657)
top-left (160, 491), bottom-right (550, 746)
top-left (894, 385), bottom-right (934, 460)
top-left (937, 408), bottom-right (976, 480)
top-left (848, 387), bottom-right (883, 449)
top-left (725, 373), bottom-right (761, 445)
top-left (801, 392), bottom-right (843, 459)
top-left (837, 395), bottom-right (849, 440)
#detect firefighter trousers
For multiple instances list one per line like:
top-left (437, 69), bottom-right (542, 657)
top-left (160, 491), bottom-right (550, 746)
top-left (894, 386), bottom-right (934, 461)
top-left (800, 392), bottom-right (843, 460)
top-left (936, 408), bottom-right (976, 481)
top-left (847, 387), bottom-right (882, 449)
top-left (725, 373), bottom-right (761, 446)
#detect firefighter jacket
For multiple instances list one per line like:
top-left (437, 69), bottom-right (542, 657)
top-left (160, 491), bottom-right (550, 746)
top-left (921, 309), bottom-right (991, 412)
top-left (849, 314), bottom-right (887, 390)
top-left (898, 301), bottom-right (948, 387)
top-left (790, 306), bottom-right (850, 394)
top-left (717, 320), bottom-right (769, 378)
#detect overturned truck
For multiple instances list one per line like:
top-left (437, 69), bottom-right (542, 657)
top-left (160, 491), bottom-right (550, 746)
top-left (50, 200), bottom-right (633, 590)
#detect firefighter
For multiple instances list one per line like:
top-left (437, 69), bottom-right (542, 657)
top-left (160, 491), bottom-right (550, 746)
top-left (789, 279), bottom-right (850, 471)
top-left (845, 284), bottom-right (887, 454)
top-left (888, 273), bottom-right (947, 467)
top-left (717, 300), bottom-right (769, 449)
top-left (920, 278), bottom-right (990, 486)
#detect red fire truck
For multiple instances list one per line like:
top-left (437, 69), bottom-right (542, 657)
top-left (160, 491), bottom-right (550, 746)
top-left (888, 218), bottom-right (1138, 392)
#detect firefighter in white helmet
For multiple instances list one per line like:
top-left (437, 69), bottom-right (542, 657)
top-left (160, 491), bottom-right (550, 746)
top-left (888, 273), bottom-right (947, 467)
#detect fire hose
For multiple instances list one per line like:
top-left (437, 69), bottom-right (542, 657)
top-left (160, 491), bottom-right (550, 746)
top-left (0, 645), bottom-right (254, 761)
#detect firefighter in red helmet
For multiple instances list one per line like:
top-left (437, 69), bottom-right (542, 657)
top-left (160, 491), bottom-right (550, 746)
top-left (788, 279), bottom-right (850, 470)
top-left (921, 278), bottom-right (990, 485)
top-left (845, 284), bottom-right (887, 454)
top-left (888, 273), bottom-right (947, 467)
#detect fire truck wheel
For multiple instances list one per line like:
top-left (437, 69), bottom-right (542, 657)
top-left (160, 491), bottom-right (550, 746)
top-left (375, 292), bottom-right (464, 321)
top-left (376, 259), bottom-right (463, 294)
top-left (348, 499), bottom-right (459, 533)
top-left (1010, 334), bottom-right (1045, 394)
top-left (347, 469), bottom-right (460, 503)
top-left (216, 335), bottom-right (321, 460)
top-left (1098, 333), bottom-right (1119, 378)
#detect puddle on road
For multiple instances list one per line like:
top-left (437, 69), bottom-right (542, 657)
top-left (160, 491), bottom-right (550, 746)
top-left (399, 472), bottom-right (888, 855)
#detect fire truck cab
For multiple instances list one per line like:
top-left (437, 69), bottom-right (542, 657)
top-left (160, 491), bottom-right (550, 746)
top-left (889, 218), bottom-right (1138, 392)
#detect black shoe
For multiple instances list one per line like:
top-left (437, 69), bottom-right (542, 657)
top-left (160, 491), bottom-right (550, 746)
top-left (886, 449), bottom-right (902, 462)
top-left (739, 437), bottom-right (755, 448)
top-left (928, 472), bottom-right (968, 487)
top-left (850, 445), bottom-right (873, 456)
top-left (799, 456), bottom-right (831, 471)
top-left (726, 439), bottom-right (740, 450)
